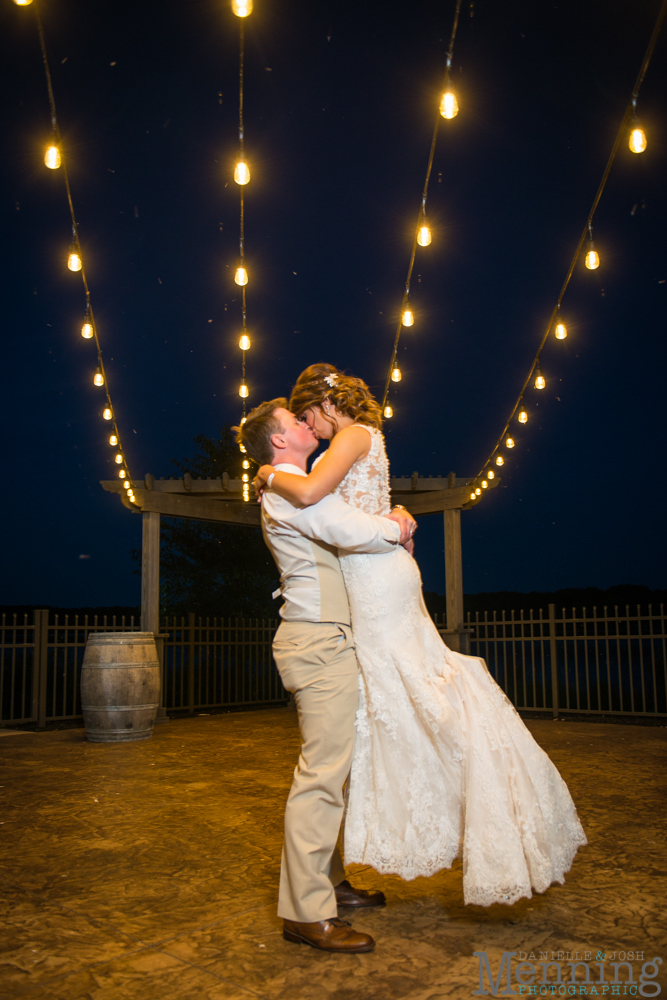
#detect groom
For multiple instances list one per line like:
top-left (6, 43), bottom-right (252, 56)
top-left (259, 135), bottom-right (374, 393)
top-left (237, 399), bottom-right (415, 953)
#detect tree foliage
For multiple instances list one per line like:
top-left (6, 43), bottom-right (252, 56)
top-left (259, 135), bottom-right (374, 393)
top-left (139, 426), bottom-right (279, 618)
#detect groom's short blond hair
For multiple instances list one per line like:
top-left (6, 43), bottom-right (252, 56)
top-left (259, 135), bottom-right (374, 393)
top-left (234, 398), bottom-right (287, 466)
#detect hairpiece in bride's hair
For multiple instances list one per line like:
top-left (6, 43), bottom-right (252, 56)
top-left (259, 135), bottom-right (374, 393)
top-left (323, 373), bottom-right (338, 388)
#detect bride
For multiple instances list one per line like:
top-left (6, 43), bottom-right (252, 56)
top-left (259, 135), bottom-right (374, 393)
top-left (255, 362), bottom-right (586, 907)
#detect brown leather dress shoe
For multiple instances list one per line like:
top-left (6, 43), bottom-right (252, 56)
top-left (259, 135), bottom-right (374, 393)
top-left (283, 917), bottom-right (375, 953)
top-left (334, 879), bottom-right (386, 908)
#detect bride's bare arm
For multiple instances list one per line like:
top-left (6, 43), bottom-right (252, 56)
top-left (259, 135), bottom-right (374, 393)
top-left (254, 425), bottom-right (371, 506)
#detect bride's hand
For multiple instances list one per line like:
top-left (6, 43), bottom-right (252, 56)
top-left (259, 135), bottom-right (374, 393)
top-left (253, 465), bottom-right (275, 498)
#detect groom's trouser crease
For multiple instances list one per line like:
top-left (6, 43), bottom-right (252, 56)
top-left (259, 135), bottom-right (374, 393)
top-left (272, 620), bottom-right (358, 923)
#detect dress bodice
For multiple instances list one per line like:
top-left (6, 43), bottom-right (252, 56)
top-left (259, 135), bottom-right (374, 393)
top-left (332, 425), bottom-right (391, 517)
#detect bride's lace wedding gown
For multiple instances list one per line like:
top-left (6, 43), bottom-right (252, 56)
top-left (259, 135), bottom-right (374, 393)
top-left (333, 426), bottom-right (586, 906)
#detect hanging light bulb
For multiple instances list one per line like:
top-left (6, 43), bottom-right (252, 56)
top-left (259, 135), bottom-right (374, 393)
top-left (81, 307), bottom-right (93, 339)
top-left (44, 144), bottom-right (61, 169)
top-left (417, 222), bottom-right (432, 247)
top-left (439, 90), bottom-right (459, 119)
top-left (518, 404), bottom-right (528, 424)
top-left (239, 381), bottom-right (249, 398)
top-left (240, 416), bottom-right (247, 425)
top-left (487, 469), bottom-right (495, 480)
top-left (103, 407), bottom-right (113, 421)
top-left (534, 368), bottom-right (546, 390)
top-left (585, 246), bottom-right (599, 269)
top-left (239, 332), bottom-right (251, 351)
top-left (68, 244), bottom-right (82, 272)
top-left (128, 495), bottom-right (136, 503)
top-left (234, 260), bottom-right (248, 285)
top-left (242, 459), bottom-right (250, 469)
top-left (495, 455), bottom-right (504, 466)
top-left (13, 0), bottom-right (34, 6)
top-left (114, 453), bottom-right (123, 464)
top-left (234, 158), bottom-right (250, 185)
top-left (506, 436), bottom-right (515, 449)
top-left (109, 434), bottom-right (118, 446)
top-left (123, 480), bottom-right (131, 489)
top-left (401, 306), bottom-right (414, 327)
top-left (629, 125), bottom-right (647, 154)
top-left (231, 0), bottom-right (253, 15)
top-left (481, 480), bottom-right (488, 489)
top-left (475, 487), bottom-right (481, 496)
top-left (242, 473), bottom-right (249, 483)
top-left (239, 443), bottom-right (247, 453)
top-left (555, 319), bottom-right (567, 340)
top-left (384, 405), bottom-right (393, 418)
top-left (470, 491), bottom-right (476, 500)
top-left (93, 368), bottom-right (104, 387)
top-left (391, 366), bottom-right (402, 382)
top-left (119, 469), bottom-right (126, 479)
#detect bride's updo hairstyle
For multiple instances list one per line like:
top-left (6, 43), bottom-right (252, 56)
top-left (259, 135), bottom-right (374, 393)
top-left (289, 363), bottom-right (383, 430)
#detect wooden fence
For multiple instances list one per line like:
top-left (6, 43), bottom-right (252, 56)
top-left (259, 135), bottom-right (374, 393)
top-left (1, 604), bottom-right (665, 726)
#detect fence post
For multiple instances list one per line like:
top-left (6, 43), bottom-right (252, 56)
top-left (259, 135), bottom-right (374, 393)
top-left (34, 609), bottom-right (50, 728)
top-left (549, 603), bottom-right (559, 719)
top-left (188, 612), bottom-right (196, 715)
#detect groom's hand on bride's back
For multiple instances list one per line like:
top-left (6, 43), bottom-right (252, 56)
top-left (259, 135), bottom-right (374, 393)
top-left (387, 506), bottom-right (417, 547)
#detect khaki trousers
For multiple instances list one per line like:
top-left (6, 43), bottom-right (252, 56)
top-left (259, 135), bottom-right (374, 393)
top-left (272, 620), bottom-right (359, 923)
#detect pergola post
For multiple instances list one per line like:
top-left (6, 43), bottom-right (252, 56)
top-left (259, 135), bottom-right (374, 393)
top-left (443, 473), bottom-right (470, 654)
top-left (140, 511), bottom-right (168, 723)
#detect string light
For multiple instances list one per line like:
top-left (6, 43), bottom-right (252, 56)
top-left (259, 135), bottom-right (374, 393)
top-left (417, 219), bottom-right (432, 246)
top-left (242, 458), bottom-right (250, 469)
top-left (469, 491), bottom-right (476, 500)
top-left (506, 436), bottom-right (515, 449)
top-left (439, 90), bottom-right (459, 119)
top-left (109, 434), bottom-right (118, 446)
top-left (384, 405), bottom-right (393, 419)
top-left (234, 158), bottom-right (250, 184)
top-left (382, 0), bottom-right (463, 418)
top-left (585, 221), bottom-right (599, 270)
top-left (391, 366), bottom-right (402, 382)
top-left (93, 368), bottom-right (104, 387)
top-left (114, 453), bottom-right (123, 464)
top-left (242, 473), bottom-right (249, 482)
top-left (231, 0), bottom-right (253, 15)
top-left (629, 124), bottom-right (647, 153)
top-left (473, 9), bottom-right (665, 493)
top-left (481, 480), bottom-right (488, 489)
top-left (401, 305), bottom-right (414, 327)
top-left (81, 305), bottom-right (93, 339)
top-left (118, 469), bottom-right (126, 479)
top-left (13, 0), bottom-right (33, 6)
top-left (123, 480), bottom-right (130, 490)
top-left (487, 470), bottom-right (495, 480)
top-left (239, 332), bottom-right (250, 351)
top-left (239, 381), bottom-right (249, 398)
top-left (103, 407), bottom-right (113, 421)
top-left (554, 311), bottom-right (567, 340)
top-left (475, 487), bottom-right (481, 495)
top-left (44, 143), bottom-right (61, 169)
top-left (629, 98), bottom-right (647, 153)
top-left (534, 367), bottom-right (546, 390)
top-left (234, 261), bottom-right (248, 285)
top-left (495, 455), bottom-right (504, 466)
top-left (68, 243), bottom-right (82, 272)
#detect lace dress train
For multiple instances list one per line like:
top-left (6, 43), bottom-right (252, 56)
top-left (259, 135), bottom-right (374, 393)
top-left (334, 427), bottom-right (586, 906)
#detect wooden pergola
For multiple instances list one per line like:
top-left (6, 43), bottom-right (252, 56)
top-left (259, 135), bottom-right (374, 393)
top-left (102, 471), bottom-right (500, 654)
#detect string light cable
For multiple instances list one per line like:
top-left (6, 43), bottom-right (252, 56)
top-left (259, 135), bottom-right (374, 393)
top-left (230, 0), bottom-right (253, 501)
top-left (469, 0), bottom-right (667, 497)
top-left (21, 2), bottom-right (137, 504)
top-left (382, 0), bottom-right (463, 419)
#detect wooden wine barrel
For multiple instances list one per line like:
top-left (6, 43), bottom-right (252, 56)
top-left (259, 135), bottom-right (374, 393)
top-left (81, 632), bottom-right (161, 743)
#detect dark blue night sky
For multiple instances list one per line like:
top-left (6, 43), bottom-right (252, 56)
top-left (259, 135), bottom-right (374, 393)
top-left (2, 0), bottom-right (666, 608)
